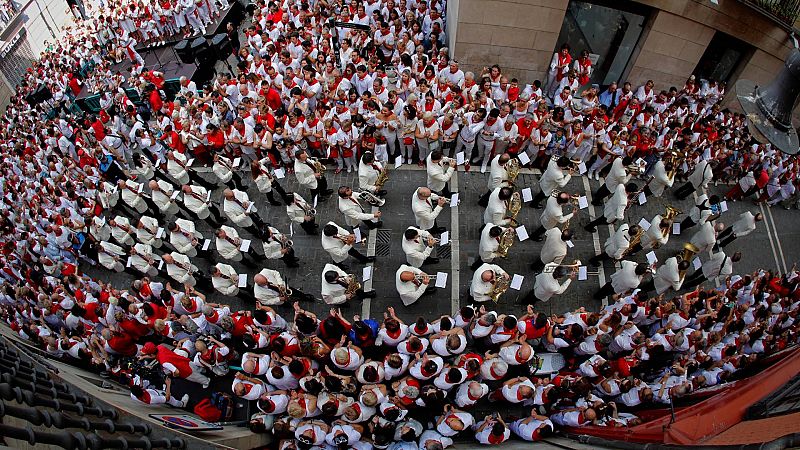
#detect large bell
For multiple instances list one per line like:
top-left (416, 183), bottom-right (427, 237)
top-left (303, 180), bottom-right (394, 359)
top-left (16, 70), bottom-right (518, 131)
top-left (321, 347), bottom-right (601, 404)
top-left (737, 47), bottom-right (800, 155)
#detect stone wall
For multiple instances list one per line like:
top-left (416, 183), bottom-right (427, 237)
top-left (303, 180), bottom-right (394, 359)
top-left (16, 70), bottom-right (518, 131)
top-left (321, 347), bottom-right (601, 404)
top-left (451, 0), bottom-right (568, 82)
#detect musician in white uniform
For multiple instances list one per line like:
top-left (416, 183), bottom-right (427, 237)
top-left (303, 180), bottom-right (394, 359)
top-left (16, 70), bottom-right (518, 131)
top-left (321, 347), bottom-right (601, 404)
top-left (294, 150), bottom-right (333, 200)
top-left (527, 265), bottom-right (575, 304)
top-left (531, 228), bottom-right (572, 272)
top-left (161, 252), bottom-right (210, 289)
top-left (223, 188), bottom-right (263, 235)
top-left (680, 194), bottom-right (719, 231)
top-left (584, 183), bottom-right (638, 232)
top-left (594, 261), bottom-right (649, 300)
top-left (483, 187), bottom-right (514, 226)
top-left (211, 263), bottom-right (242, 297)
top-left (285, 191), bottom-right (319, 235)
top-left (213, 154), bottom-right (247, 191)
top-left (412, 187), bottom-right (447, 233)
top-left (675, 158), bottom-right (713, 200)
top-left (117, 179), bottom-right (150, 215)
top-left (181, 184), bottom-right (226, 228)
top-left (167, 219), bottom-right (205, 258)
top-left (322, 222), bottom-right (373, 265)
top-left (135, 216), bottom-right (163, 249)
top-left (97, 241), bottom-right (126, 273)
top-left (589, 224), bottom-right (640, 266)
top-left (253, 269), bottom-right (290, 306)
top-left (403, 226), bottom-right (439, 268)
top-left (644, 160), bottom-right (674, 198)
top-left (530, 157), bottom-right (573, 208)
top-left (640, 257), bottom-right (690, 295)
top-left (322, 263), bottom-right (375, 305)
top-left (89, 216), bottom-right (111, 242)
top-left (690, 221), bottom-right (724, 254)
top-left (530, 192), bottom-right (575, 241)
top-left (396, 265), bottom-right (436, 306)
top-left (129, 243), bottom-right (159, 277)
top-left (470, 263), bottom-right (509, 303)
top-left (716, 211), bottom-right (761, 248)
top-left (259, 225), bottom-right (299, 267)
top-left (627, 215), bottom-right (671, 255)
top-left (109, 216), bottom-right (136, 248)
top-left (358, 152), bottom-right (387, 197)
top-left (592, 156), bottom-right (633, 205)
top-left (149, 180), bottom-right (182, 218)
top-left (427, 151), bottom-right (456, 198)
top-left (338, 186), bottom-right (383, 230)
top-left (478, 153), bottom-right (512, 207)
top-left (682, 251), bottom-right (741, 289)
top-left (215, 225), bottom-right (260, 266)
top-left (470, 224), bottom-right (503, 270)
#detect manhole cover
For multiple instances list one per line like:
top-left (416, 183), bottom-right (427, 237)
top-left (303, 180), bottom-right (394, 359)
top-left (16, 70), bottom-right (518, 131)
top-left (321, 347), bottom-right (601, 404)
top-left (437, 244), bottom-right (451, 259)
top-left (375, 229), bottom-right (392, 257)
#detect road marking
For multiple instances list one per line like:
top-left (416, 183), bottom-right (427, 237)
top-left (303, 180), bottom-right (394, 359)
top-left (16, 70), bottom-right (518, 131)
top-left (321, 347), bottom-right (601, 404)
top-left (758, 202), bottom-right (784, 275)
top-left (450, 169), bottom-right (461, 315)
top-left (763, 202), bottom-right (788, 274)
top-left (362, 206), bottom-right (378, 318)
top-left (582, 176), bottom-right (607, 307)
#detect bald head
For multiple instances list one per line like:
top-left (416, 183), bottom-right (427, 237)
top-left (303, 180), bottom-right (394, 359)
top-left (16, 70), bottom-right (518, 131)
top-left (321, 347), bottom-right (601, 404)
top-left (223, 188), bottom-right (234, 199)
top-left (400, 271), bottom-right (416, 282)
top-left (148, 180), bottom-right (159, 190)
top-left (417, 187), bottom-right (432, 199)
top-left (161, 254), bottom-right (174, 264)
top-left (254, 274), bottom-right (268, 285)
top-left (481, 270), bottom-right (494, 282)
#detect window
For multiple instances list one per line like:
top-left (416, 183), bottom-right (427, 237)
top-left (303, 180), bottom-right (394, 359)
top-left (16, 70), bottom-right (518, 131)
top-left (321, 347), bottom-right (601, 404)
top-left (553, 0), bottom-right (650, 86)
top-left (693, 32), bottom-right (753, 84)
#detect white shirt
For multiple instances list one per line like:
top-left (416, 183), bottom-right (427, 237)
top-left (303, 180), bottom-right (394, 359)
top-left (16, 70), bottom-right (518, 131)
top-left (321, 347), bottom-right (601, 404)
top-left (412, 188), bottom-right (444, 230)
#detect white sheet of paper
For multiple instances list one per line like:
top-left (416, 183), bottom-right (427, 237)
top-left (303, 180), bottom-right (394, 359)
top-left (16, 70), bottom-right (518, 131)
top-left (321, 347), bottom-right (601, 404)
top-left (578, 266), bottom-right (588, 280)
top-left (518, 152), bottom-right (530, 166)
top-left (137, 184), bottom-right (144, 194)
top-left (510, 274), bottom-right (524, 290)
top-left (170, 191), bottom-right (180, 200)
top-left (246, 203), bottom-right (254, 214)
top-left (480, 165), bottom-right (487, 173)
top-left (395, 157), bottom-right (403, 169)
top-left (638, 218), bottom-right (651, 230)
top-left (720, 201), bottom-right (728, 212)
top-left (158, 260), bottom-right (164, 271)
top-left (362, 266), bottom-right (372, 281)
top-left (232, 157), bottom-right (241, 168)
top-left (354, 228), bottom-right (362, 243)
top-left (289, 223), bottom-right (294, 236)
top-left (238, 274), bottom-right (247, 288)
top-left (450, 193), bottom-right (459, 207)
top-left (516, 225), bottom-right (529, 241)
top-left (435, 272), bottom-right (448, 288)
top-left (206, 191), bottom-right (211, 202)
top-left (456, 152), bottom-right (465, 165)
top-left (240, 239), bottom-right (251, 252)
top-left (202, 239), bottom-right (211, 251)
top-left (692, 257), bottom-right (702, 270)
top-left (638, 192), bottom-right (647, 205)
top-left (578, 196), bottom-right (589, 209)
top-left (673, 223), bottom-right (681, 235)
top-left (566, 240), bottom-right (575, 248)
top-left (521, 187), bottom-right (533, 202)
top-left (578, 162), bottom-right (587, 174)
top-left (274, 168), bottom-right (286, 179)
top-left (186, 158), bottom-right (194, 167)
top-left (646, 251), bottom-right (658, 264)
top-left (156, 227), bottom-right (165, 239)
top-left (126, 257), bottom-right (132, 268)
top-left (313, 195), bottom-right (319, 208)
top-left (439, 231), bottom-right (450, 246)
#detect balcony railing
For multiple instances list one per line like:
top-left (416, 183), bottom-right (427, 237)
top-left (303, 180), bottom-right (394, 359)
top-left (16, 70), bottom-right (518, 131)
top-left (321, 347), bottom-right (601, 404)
top-left (740, 0), bottom-right (800, 27)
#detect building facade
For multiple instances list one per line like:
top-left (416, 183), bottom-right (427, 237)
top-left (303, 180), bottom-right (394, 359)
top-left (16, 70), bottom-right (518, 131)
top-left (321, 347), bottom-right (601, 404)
top-left (447, 0), bottom-right (798, 121)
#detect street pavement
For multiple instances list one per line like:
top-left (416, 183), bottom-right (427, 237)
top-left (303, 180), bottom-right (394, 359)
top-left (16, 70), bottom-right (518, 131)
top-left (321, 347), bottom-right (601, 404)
top-left (84, 163), bottom-right (800, 325)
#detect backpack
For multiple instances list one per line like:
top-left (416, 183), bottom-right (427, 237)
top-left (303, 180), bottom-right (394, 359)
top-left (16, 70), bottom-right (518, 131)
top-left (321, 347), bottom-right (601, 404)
top-left (211, 392), bottom-right (234, 421)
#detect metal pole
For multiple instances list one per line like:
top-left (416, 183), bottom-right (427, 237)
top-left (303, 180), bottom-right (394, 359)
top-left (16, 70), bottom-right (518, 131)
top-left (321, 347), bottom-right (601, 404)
top-left (31, 0), bottom-right (57, 40)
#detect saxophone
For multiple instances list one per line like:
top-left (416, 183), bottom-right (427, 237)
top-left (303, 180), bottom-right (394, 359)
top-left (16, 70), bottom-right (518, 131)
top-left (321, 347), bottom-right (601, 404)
top-left (621, 226), bottom-right (645, 259)
top-left (374, 166), bottom-right (389, 190)
top-left (506, 191), bottom-right (522, 226)
top-left (488, 272), bottom-right (510, 303)
top-left (312, 158), bottom-right (326, 174)
top-left (506, 158), bottom-right (521, 183)
top-left (496, 227), bottom-right (517, 258)
top-left (344, 275), bottom-right (362, 297)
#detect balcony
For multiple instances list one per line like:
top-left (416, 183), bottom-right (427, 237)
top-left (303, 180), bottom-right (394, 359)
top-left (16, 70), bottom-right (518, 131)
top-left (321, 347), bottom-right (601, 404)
top-left (738, 0), bottom-right (800, 28)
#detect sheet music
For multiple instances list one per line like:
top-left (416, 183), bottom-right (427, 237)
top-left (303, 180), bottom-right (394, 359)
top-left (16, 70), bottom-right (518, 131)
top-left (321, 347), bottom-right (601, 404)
top-left (202, 239), bottom-right (211, 251)
top-left (450, 193), bottom-right (459, 207)
top-left (274, 168), bottom-right (286, 179)
top-left (638, 218), bottom-right (651, 230)
top-left (515, 225), bottom-right (529, 241)
top-left (238, 274), bottom-right (247, 288)
top-left (673, 223), bottom-right (681, 235)
top-left (439, 231), bottom-right (449, 245)
top-left (362, 266), bottom-right (372, 281)
top-left (521, 187), bottom-right (533, 202)
top-left (578, 266), bottom-right (588, 280)
top-left (578, 196), bottom-right (589, 209)
top-left (456, 152), bottom-right (465, 165)
top-left (510, 274), bottom-right (524, 290)
top-left (646, 251), bottom-right (658, 264)
top-left (240, 239), bottom-right (251, 252)
top-left (435, 272), bottom-right (448, 288)
top-left (517, 152), bottom-right (530, 166)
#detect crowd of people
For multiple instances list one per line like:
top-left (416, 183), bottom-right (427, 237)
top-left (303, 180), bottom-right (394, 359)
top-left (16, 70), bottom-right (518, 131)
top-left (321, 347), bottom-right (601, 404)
top-left (0, 0), bottom-right (799, 448)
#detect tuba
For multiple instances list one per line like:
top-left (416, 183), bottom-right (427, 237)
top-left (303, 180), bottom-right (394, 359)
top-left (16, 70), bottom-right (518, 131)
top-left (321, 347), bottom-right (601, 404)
top-left (488, 272), bottom-right (510, 303)
top-left (496, 227), bottom-right (517, 258)
top-left (506, 191), bottom-right (522, 226)
top-left (344, 275), bottom-right (362, 297)
top-left (506, 158), bottom-right (521, 183)
top-left (677, 243), bottom-right (700, 278)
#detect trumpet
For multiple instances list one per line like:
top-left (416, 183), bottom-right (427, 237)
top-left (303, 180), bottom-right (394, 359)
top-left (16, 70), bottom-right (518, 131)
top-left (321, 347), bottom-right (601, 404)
top-left (336, 234), bottom-right (366, 245)
top-left (356, 190), bottom-right (386, 207)
top-left (279, 234), bottom-right (294, 249)
top-left (414, 273), bottom-right (436, 282)
top-left (543, 260), bottom-right (583, 272)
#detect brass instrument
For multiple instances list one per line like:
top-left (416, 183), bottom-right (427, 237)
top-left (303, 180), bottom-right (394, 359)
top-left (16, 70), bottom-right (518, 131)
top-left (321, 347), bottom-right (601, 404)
top-left (336, 234), bottom-right (366, 245)
top-left (506, 191), bottom-right (522, 226)
top-left (488, 272), bottom-right (510, 303)
top-left (344, 276), bottom-right (362, 297)
top-left (414, 273), bottom-right (436, 282)
top-left (279, 234), bottom-right (294, 249)
top-left (312, 158), bottom-right (326, 174)
top-left (620, 225), bottom-right (645, 259)
top-left (506, 158), bottom-right (521, 183)
top-left (277, 284), bottom-right (293, 299)
top-left (496, 227), bottom-right (517, 258)
top-left (543, 259), bottom-right (583, 273)
top-left (297, 199), bottom-right (317, 217)
top-left (677, 243), bottom-right (700, 278)
top-left (356, 190), bottom-right (386, 207)
top-left (664, 205), bottom-right (681, 221)
top-left (374, 166), bottom-right (389, 190)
